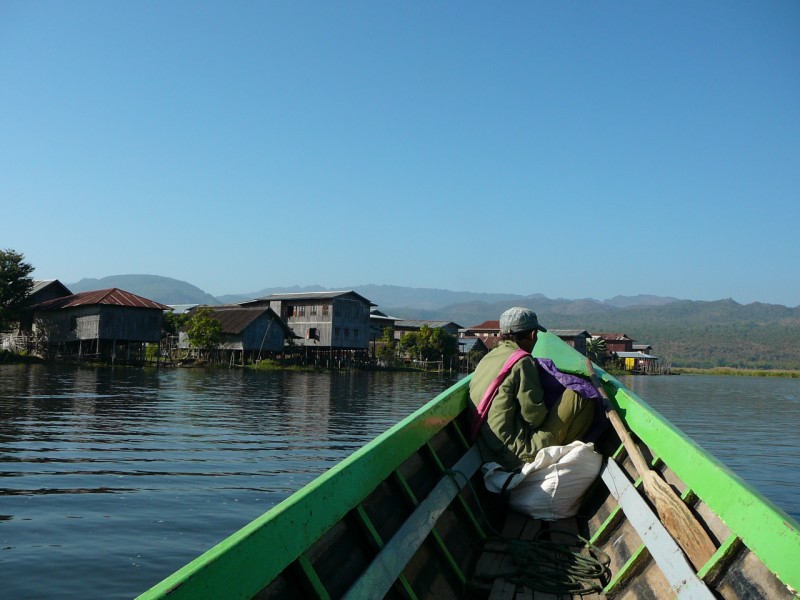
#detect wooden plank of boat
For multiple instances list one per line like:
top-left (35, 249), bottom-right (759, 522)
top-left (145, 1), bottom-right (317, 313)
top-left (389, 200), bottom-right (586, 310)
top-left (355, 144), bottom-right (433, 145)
top-left (586, 357), bottom-right (716, 571)
top-left (600, 458), bottom-right (714, 598)
top-left (342, 445), bottom-right (483, 599)
top-left (136, 333), bottom-right (800, 600)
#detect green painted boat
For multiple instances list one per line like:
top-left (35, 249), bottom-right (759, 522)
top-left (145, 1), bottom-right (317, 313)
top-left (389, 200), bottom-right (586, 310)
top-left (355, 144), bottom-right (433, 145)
top-left (137, 333), bottom-right (800, 599)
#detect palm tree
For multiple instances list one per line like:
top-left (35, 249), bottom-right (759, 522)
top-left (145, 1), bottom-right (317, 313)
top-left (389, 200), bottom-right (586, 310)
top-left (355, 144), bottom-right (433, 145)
top-left (586, 336), bottom-right (607, 366)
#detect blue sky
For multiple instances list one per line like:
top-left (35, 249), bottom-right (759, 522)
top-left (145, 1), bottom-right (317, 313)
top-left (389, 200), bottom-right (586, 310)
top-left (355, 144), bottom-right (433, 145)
top-left (2, 2), bottom-right (798, 307)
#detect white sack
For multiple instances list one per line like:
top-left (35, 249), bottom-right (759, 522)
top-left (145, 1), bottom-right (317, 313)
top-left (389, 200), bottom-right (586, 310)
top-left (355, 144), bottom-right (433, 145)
top-left (482, 441), bottom-right (603, 521)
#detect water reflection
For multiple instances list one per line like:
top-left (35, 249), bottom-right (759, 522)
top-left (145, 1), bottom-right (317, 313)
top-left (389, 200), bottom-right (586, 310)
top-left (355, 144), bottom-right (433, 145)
top-left (5, 365), bottom-right (794, 600)
top-left (0, 365), bottom-right (459, 600)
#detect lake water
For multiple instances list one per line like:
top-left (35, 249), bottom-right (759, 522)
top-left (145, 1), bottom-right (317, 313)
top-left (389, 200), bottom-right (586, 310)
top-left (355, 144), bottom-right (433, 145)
top-left (1, 365), bottom-right (798, 599)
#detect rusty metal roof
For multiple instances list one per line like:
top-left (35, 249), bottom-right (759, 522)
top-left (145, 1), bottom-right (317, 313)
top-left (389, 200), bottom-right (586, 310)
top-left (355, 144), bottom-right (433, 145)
top-left (32, 288), bottom-right (171, 311)
top-left (467, 320), bottom-right (500, 331)
top-left (184, 305), bottom-right (293, 337)
top-left (208, 307), bottom-right (279, 335)
top-left (483, 336), bottom-right (502, 350)
top-left (593, 332), bottom-right (635, 341)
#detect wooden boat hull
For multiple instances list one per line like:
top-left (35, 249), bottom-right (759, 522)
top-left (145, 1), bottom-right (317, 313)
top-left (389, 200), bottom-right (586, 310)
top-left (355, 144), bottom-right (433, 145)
top-left (137, 333), bottom-right (800, 599)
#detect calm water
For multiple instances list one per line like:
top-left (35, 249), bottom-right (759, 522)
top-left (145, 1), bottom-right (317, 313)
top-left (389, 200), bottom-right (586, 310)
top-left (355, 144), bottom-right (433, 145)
top-left (0, 365), bottom-right (798, 599)
top-left (619, 373), bottom-right (800, 522)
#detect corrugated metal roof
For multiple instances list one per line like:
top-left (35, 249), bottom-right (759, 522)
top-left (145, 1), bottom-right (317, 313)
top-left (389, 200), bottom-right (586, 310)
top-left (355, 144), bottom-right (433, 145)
top-left (24, 279), bottom-right (72, 306)
top-left (458, 337), bottom-right (486, 352)
top-left (255, 290), bottom-right (376, 306)
top-left (32, 280), bottom-right (55, 294)
top-left (185, 306), bottom-right (293, 336)
top-left (370, 308), bottom-right (401, 321)
top-left (616, 351), bottom-right (658, 359)
top-left (550, 329), bottom-right (590, 337)
top-left (593, 332), bottom-right (635, 341)
top-left (394, 320), bottom-right (462, 329)
top-left (468, 320), bottom-right (500, 330)
top-left (211, 308), bottom-right (270, 335)
top-left (483, 336), bottom-right (502, 350)
top-left (169, 304), bottom-right (200, 314)
top-left (32, 288), bottom-right (171, 311)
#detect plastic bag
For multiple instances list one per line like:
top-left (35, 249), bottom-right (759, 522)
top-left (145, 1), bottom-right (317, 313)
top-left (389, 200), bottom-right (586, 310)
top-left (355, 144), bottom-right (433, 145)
top-left (482, 441), bottom-right (603, 521)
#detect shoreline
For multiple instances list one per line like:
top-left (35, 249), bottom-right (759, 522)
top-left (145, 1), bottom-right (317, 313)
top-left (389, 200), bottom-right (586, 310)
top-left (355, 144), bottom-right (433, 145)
top-left (3, 351), bottom-right (798, 379)
top-left (672, 367), bottom-right (800, 379)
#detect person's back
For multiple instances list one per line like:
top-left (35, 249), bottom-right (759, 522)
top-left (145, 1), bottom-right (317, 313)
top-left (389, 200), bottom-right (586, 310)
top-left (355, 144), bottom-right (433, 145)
top-left (469, 307), bottom-right (593, 470)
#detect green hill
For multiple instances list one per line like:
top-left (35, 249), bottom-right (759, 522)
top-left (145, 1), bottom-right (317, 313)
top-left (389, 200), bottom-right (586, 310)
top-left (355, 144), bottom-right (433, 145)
top-left (401, 298), bottom-right (800, 370)
top-left (67, 275), bottom-right (220, 306)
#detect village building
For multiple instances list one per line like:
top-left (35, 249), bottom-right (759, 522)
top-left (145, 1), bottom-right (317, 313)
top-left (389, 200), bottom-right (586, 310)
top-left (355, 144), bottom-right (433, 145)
top-left (2, 279), bottom-right (73, 352)
top-left (458, 337), bottom-right (487, 355)
top-left (242, 291), bottom-right (375, 362)
top-left (592, 332), bottom-right (635, 354)
top-left (615, 351), bottom-right (660, 374)
top-left (549, 330), bottom-right (591, 355)
top-left (369, 308), bottom-right (399, 341)
top-left (458, 336), bottom-right (488, 371)
top-left (177, 305), bottom-right (293, 364)
top-left (369, 308), bottom-right (401, 359)
top-left (460, 319), bottom-right (501, 340)
top-left (460, 321), bottom-right (590, 356)
top-left (593, 333), bottom-right (661, 373)
top-left (27, 279), bottom-right (73, 305)
top-left (28, 288), bottom-right (170, 364)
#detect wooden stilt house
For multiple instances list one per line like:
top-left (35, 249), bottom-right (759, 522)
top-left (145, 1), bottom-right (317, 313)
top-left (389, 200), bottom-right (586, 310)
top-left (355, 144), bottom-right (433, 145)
top-left (177, 305), bottom-right (293, 364)
top-left (30, 288), bottom-right (170, 364)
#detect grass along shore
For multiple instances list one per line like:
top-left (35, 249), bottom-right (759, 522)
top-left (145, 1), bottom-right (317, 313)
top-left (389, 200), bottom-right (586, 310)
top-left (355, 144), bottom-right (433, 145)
top-left (672, 367), bottom-right (800, 379)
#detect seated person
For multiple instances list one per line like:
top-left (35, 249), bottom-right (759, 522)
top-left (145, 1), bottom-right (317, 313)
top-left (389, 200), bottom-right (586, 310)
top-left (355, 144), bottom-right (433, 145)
top-left (469, 307), bottom-right (594, 470)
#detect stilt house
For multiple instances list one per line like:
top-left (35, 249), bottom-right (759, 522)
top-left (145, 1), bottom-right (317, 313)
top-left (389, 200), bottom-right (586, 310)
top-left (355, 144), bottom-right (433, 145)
top-left (30, 288), bottom-right (170, 364)
top-left (178, 305), bottom-right (293, 363)
top-left (242, 291), bottom-right (375, 361)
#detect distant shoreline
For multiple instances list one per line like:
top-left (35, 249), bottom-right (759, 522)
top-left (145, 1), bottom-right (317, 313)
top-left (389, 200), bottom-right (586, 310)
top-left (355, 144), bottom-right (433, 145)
top-left (673, 367), bottom-right (800, 379)
top-left (3, 351), bottom-right (798, 379)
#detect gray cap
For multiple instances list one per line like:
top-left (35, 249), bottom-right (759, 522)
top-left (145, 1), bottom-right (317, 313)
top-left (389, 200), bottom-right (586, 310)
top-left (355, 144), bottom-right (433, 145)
top-left (499, 307), bottom-right (547, 334)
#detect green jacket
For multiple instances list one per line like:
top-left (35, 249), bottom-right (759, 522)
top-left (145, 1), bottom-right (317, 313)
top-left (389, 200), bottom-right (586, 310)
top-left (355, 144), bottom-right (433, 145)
top-left (469, 340), bottom-right (548, 469)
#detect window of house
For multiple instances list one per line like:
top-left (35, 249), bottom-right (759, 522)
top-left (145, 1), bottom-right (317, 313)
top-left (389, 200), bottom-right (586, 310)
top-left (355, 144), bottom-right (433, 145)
top-left (310, 305), bottom-right (317, 315)
top-left (285, 305), bottom-right (294, 319)
top-left (297, 305), bottom-right (305, 317)
top-left (344, 328), bottom-right (350, 340)
top-left (322, 304), bottom-right (329, 316)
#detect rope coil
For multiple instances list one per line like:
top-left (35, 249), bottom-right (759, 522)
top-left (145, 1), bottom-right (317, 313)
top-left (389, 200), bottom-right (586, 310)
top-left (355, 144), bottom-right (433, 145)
top-left (446, 468), bottom-right (610, 596)
top-left (476, 529), bottom-right (610, 595)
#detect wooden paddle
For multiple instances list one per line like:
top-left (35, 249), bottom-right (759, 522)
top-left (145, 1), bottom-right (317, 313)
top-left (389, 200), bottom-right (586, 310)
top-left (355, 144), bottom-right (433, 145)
top-left (585, 358), bottom-right (716, 571)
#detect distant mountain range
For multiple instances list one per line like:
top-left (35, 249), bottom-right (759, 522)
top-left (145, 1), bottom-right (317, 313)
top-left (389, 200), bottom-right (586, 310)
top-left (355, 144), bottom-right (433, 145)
top-left (66, 275), bottom-right (800, 370)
